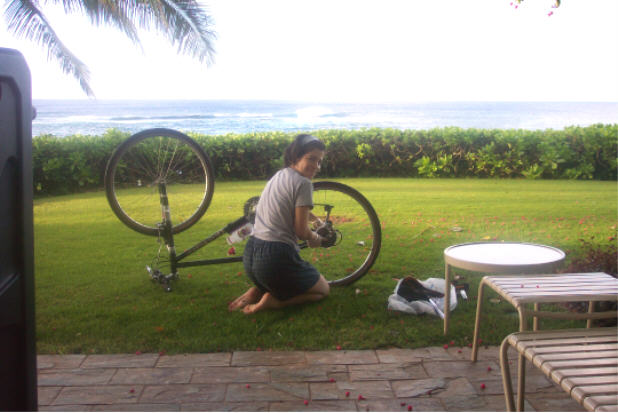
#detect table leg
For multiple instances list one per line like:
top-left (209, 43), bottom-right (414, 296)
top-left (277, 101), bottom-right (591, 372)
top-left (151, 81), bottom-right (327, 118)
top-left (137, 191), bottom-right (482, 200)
top-left (444, 263), bottom-right (451, 335)
top-left (587, 301), bottom-right (594, 328)
top-left (517, 307), bottom-right (527, 411)
top-left (471, 278), bottom-right (487, 362)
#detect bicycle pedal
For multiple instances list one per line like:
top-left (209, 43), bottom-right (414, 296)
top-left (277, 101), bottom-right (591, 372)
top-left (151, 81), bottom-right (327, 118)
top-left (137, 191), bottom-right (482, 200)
top-left (146, 265), bottom-right (163, 281)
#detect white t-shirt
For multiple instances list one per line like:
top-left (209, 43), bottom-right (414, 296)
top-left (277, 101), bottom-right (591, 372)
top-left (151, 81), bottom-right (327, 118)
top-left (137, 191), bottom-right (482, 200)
top-left (252, 167), bottom-right (313, 249)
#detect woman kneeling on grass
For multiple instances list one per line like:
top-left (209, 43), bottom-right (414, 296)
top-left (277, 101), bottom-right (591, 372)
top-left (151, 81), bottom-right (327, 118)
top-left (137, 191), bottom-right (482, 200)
top-left (228, 134), bottom-right (330, 314)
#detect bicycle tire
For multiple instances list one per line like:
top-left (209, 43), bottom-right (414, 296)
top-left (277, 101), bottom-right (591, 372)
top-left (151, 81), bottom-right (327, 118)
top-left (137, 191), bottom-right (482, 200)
top-left (302, 181), bottom-right (381, 286)
top-left (104, 128), bottom-right (215, 236)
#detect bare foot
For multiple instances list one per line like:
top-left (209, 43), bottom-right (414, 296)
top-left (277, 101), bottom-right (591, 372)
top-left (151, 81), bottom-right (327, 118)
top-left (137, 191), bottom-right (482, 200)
top-left (228, 286), bottom-right (263, 311)
top-left (242, 292), bottom-right (282, 314)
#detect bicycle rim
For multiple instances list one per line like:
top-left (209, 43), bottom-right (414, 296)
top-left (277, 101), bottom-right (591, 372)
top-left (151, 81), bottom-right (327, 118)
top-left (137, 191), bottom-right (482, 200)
top-left (104, 128), bottom-right (214, 236)
top-left (300, 181), bottom-right (381, 286)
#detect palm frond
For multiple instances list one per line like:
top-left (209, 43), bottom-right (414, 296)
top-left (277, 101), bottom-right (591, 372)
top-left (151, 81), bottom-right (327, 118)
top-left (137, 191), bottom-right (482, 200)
top-left (134, 0), bottom-right (216, 64)
top-left (4, 0), bottom-right (216, 97)
top-left (48, 0), bottom-right (141, 45)
top-left (50, 0), bottom-right (217, 63)
top-left (4, 0), bottom-right (95, 96)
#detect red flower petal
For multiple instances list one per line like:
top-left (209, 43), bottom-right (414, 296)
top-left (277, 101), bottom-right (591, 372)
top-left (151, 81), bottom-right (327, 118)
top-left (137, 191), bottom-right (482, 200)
top-left (345, 391), bottom-right (350, 397)
top-left (304, 400), bottom-right (309, 405)
top-left (408, 405), bottom-right (413, 411)
top-left (480, 383), bottom-right (486, 390)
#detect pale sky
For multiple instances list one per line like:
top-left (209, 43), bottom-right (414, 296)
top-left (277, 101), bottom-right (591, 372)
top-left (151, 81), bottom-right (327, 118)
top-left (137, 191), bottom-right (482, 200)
top-left (1, 0), bottom-right (617, 102)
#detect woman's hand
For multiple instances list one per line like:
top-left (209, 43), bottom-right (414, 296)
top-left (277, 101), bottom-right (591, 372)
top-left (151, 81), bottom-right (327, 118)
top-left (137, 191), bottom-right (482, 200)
top-left (307, 231), bottom-right (322, 248)
top-left (309, 212), bottom-right (323, 230)
top-left (312, 219), bottom-right (323, 230)
top-left (296, 206), bottom-right (322, 247)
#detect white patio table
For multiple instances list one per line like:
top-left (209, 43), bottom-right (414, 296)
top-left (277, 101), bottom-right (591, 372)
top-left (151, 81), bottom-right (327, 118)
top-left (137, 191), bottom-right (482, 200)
top-left (442, 242), bottom-right (566, 335)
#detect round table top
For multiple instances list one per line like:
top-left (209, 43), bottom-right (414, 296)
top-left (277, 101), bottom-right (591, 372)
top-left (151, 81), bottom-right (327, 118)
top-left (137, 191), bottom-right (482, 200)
top-left (444, 242), bottom-right (565, 273)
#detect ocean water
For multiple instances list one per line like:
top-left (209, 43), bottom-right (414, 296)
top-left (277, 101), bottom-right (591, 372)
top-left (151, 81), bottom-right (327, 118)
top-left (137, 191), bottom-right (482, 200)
top-left (32, 100), bottom-right (618, 137)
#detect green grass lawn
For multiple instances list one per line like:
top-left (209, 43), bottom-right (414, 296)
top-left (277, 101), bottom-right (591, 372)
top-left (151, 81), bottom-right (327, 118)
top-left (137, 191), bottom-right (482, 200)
top-left (34, 178), bottom-right (617, 354)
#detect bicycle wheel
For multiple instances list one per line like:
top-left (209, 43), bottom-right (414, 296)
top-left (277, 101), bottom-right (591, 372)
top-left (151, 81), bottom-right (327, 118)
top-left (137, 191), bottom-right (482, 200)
top-left (104, 128), bottom-right (215, 236)
top-left (300, 181), bottom-right (381, 286)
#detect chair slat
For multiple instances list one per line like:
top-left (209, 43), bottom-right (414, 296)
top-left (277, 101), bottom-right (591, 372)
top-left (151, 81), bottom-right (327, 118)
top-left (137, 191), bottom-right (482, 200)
top-left (551, 367), bottom-right (618, 382)
top-left (508, 327), bottom-right (616, 342)
top-left (535, 350), bottom-right (618, 362)
top-left (596, 404), bottom-right (618, 412)
top-left (572, 384), bottom-right (618, 403)
top-left (508, 292), bottom-right (618, 302)
top-left (522, 343), bottom-right (617, 355)
top-left (487, 272), bottom-right (611, 280)
top-left (534, 353), bottom-right (618, 369)
top-left (562, 375), bottom-right (618, 391)
top-left (582, 395), bottom-right (618, 412)
top-left (491, 279), bottom-right (617, 287)
top-left (494, 280), bottom-right (618, 287)
top-left (539, 359), bottom-right (618, 373)
top-left (526, 336), bottom-right (618, 347)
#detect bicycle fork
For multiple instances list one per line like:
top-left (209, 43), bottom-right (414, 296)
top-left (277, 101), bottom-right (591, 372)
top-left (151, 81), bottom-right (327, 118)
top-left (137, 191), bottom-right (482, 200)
top-left (146, 182), bottom-right (178, 292)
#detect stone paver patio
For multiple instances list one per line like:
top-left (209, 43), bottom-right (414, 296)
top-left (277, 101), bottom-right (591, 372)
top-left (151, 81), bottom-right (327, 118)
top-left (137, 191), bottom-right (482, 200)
top-left (37, 346), bottom-right (584, 411)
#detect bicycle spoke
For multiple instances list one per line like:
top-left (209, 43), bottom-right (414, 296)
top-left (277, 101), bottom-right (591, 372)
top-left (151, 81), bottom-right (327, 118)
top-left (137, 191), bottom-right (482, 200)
top-left (105, 129), bottom-right (214, 235)
top-left (163, 139), bottom-right (181, 182)
top-left (299, 181), bottom-right (381, 286)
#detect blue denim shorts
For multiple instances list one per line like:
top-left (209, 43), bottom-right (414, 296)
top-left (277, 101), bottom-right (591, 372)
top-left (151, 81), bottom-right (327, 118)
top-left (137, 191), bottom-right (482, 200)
top-left (243, 236), bottom-right (320, 301)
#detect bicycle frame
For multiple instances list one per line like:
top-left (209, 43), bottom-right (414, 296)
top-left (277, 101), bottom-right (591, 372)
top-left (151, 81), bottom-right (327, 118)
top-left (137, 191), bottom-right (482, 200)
top-left (150, 182), bottom-right (335, 291)
top-left (105, 130), bottom-right (381, 291)
top-left (150, 182), bottom-right (247, 290)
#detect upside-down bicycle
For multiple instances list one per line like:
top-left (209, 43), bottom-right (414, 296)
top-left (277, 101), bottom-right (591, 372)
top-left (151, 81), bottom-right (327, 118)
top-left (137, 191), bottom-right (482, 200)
top-left (104, 128), bottom-right (382, 291)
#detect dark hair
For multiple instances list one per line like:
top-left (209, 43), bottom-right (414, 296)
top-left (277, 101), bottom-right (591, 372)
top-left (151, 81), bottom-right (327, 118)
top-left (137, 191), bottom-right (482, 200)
top-left (284, 134), bottom-right (326, 167)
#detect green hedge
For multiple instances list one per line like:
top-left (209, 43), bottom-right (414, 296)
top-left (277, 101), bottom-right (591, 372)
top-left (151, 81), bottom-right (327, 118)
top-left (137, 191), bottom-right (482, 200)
top-left (32, 124), bottom-right (617, 195)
